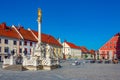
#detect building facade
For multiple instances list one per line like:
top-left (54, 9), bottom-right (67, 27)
top-left (80, 46), bottom-right (90, 59)
top-left (0, 23), bottom-right (63, 61)
top-left (62, 41), bottom-right (81, 59)
top-left (99, 33), bottom-right (120, 60)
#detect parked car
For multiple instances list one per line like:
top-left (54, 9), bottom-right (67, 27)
top-left (97, 60), bottom-right (103, 63)
top-left (90, 60), bottom-right (96, 63)
top-left (112, 59), bottom-right (118, 64)
top-left (104, 60), bottom-right (111, 64)
top-left (72, 60), bottom-right (80, 66)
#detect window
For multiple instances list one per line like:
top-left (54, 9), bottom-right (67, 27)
top-left (19, 48), bottom-right (22, 53)
top-left (23, 48), bottom-right (27, 55)
top-left (110, 41), bottom-right (112, 44)
top-left (104, 46), bottom-right (107, 48)
top-left (0, 38), bottom-right (1, 43)
top-left (30, 49), bottom-right (31, 54)
top-left (0, 47), bottom-right (1, 52)
top-left (114, 41), bottom-right (116, 44)
top-left (13, 40), bottom-right (17, 45)
top-left (114, 46), bottom-right (116, 48)
top-left (19, 41), bottom-right (22, 45)
top-left (30, 42), bottom-right (32, 46)
top-left (24, 41), bottom-right (27, 45)
top-left (118, 46), bottom-right (120, 49)
top-left (110, 46), bottom-right (112, 48)
top-left (102, 51), bottom-right (105, 54)
top-left (5, 39), bottom-right (8, 44)
top-left (4, 47), bottom-right (9, 53)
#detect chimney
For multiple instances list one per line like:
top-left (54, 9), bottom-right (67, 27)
top-left (0, 22), bottom-right (6, 29)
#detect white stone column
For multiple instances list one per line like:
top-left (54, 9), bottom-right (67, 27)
top-left (38, 22), bottom-right (41, 44)
top-left (34, 8), bottom-right (42, 57)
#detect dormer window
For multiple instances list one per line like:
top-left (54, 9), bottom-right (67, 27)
top-left (110, 46), bottom-right (112, 48)
top-left (114, 41), bottom-right (116, 44)
top-left (110, 41), bottom-right (112, 44)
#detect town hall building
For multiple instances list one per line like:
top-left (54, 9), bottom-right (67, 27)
top-left (99, 33), bottom-right (120, 60)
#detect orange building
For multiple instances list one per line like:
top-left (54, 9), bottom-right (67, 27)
top-left (99, 33), bottom-right (120, 60)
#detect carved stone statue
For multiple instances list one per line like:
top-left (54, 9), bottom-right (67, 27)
top-left (46, 44), bottom-right (51, 58)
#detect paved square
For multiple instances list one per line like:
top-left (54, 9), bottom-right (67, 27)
top-left (0, 61), bottom-right (120, 80)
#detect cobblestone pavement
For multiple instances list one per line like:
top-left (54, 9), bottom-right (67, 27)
top-left (0, 61), bottom-right (120, 80)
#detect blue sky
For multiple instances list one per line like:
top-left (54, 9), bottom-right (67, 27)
top-left (0, 0), bottom-right (120, 50)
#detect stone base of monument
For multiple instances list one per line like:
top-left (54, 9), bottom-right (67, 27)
top-left (2, 64), bottom-right (10, 69)
top-left (41, 58), bottom-right (60, 70)
top-left (43, 65), bottom-right (53, 70)
top-left (3, 64), bottom-right (24, 71)
top-left (43, 65), bottom-right (60, 70)
top-left (23, 65), bottom-right (39, 71)
top-left (2, 53), bottom-right (61, 71)
top-left (2, 55), bottom-right (24, 71)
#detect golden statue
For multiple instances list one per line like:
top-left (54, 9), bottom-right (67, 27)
top-left (38, 8), bottom-right (42, 22)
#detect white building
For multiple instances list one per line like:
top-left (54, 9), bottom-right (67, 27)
top-left (62, 41), bottom-right (81, 59)
top-left (0, 23), bottom-right (63, 61)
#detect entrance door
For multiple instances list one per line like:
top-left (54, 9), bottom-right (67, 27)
top-left (102, 56), bottom-right (105, 59)
top-left (109, 51), bottom-right (113, 60)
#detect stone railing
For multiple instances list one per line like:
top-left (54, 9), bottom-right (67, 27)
top-left (41, 58), bottom-right (59, 66)
top-left (25, 59), bottom-right (35, 65)
top-left (3, 58), bottom-right (10, 65)
top-left (23, 56), bottom-right (41, 66)
top-left (3, 56), bottom-right (16, 65)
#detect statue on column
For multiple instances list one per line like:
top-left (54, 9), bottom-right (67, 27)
top-left (38, 8), bottom-right (42, 23)
top-left (34, 8), bottom-right (42, 57)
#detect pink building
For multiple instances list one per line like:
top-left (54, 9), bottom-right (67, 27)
top-left (99, 33), bottom-right (120, 60)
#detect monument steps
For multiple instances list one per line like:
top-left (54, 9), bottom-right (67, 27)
top-left (3, 65), bottom-right (27, 71)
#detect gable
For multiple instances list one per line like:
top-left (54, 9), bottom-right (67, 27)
top-left (99, 33), bottom-right (120, 50)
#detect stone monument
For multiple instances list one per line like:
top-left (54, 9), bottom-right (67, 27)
top-left (3, 8), bottom-right (60, 71)
top-left (34, 8), bottom-right (42, 57)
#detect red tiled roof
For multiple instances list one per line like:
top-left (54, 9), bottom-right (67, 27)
top-left (114, 32), bottom-right (120, 36)
top-left (89, 49), bottom-right (95, 54)
top-left (99, 32), bottom-right (120, 51)
top-left (0, 23), bottom-right (62, 47)
top-left (80, 46), bottom-right (89, 53)
top-left (0, 23), bottom-right (21, 39)
top-left (17, 27), bottom-right (37, 42)
top-left (65, 41), bottom-right (80, 49)
top-left (31, 30), bottom-right (62, 47)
